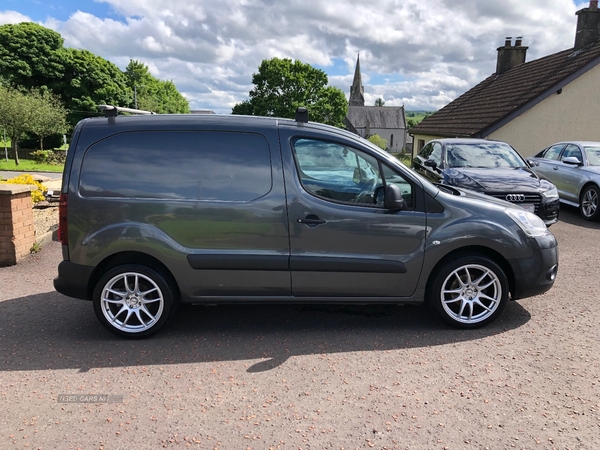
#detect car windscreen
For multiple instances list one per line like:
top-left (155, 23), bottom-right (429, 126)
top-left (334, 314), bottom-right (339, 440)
top-left (584, 146), bottom-right (600, 166)
top-left (445, 143), bottom-right (525, 168)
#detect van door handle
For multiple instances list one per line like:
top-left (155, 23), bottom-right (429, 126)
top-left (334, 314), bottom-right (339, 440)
top-left (553, 166), bottom-right (559, 170)
top-left (297, 215), bottom-right (326, 226)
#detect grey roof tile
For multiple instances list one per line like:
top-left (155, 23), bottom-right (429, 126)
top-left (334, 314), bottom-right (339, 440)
top-left (411, 40), bottom-right (600, 137)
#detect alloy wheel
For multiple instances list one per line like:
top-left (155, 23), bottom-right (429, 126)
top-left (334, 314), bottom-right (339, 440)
top-left (581, 187), bottom-right (598, 219)
top-left (99, 272), bottom-right (165, 334)
top-left (440, 264), bottom-right (502, 325)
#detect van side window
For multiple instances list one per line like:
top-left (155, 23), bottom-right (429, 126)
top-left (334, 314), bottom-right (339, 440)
top-left (380, 164), bottom-right (414, 208)
top-left (292, 138), bottom-right (383, 206)
top-left (80, 131), bottom-right (272, 202)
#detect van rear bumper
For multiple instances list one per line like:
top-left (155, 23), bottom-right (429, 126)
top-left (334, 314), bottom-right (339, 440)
top-left (54, 260), bottom-right (94, 301)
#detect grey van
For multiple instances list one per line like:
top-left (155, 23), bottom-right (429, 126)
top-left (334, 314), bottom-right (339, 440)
top-left (54, 106), bottom-right (559, 338)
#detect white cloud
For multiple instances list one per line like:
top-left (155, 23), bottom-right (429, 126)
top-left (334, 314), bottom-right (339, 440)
top-left (0, 10), bottom-right (30, 24)
top-left (0, 0), bottom-right (591, 113)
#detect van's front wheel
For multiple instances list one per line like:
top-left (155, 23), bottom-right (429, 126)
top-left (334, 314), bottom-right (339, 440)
top-left (93, 264), bottom-right (175, 338)
top-left (428, 256), bottom-right (508, 328)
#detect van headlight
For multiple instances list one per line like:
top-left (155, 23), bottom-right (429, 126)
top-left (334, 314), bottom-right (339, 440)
top-left (542, 186), bottom-right (559, 200)
top-left (505, 208), bottom-right (548, 237)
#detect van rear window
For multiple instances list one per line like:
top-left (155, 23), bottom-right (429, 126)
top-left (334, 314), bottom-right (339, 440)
top-left (79, 131), bottom-right (272, 201)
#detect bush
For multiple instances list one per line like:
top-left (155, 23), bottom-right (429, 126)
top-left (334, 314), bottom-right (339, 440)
top-left (31, 149), bottom-right (67, 165)
top-left (31, 150), bottom-right (52, 164)
top-left (4, 174), bottom-right (47, 203)
top-left (367, 134), bottom-right (388, 151)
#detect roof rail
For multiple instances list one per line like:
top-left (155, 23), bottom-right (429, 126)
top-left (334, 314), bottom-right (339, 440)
top-left (98, 105), bottom-right (155, 117)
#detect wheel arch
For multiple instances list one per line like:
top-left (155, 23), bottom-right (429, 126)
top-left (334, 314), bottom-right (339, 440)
top-left (87, 251), bottom-right (181, 301)
top-left (578, 181), bottom-right (600, 203)
top-left (425, 245), bottom-right (515, 300)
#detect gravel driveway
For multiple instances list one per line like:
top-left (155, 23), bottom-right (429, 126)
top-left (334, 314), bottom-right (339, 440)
top-left (0, 204), bottom-right (598, 449)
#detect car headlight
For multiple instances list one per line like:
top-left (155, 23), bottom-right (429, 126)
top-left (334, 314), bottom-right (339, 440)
top-left (505, 208), bottom-right (548, 237)
top-left (542, 186), bottom-right (559, 200)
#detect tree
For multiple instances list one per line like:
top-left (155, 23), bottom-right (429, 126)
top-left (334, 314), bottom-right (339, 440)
top-left (61, 48), bottom-right (133, 125)
top-left (29, 90), bottom-right (68, 150)
top-left (309, 86), bottom-right (348, 128)
top-left (0, 86), bottom-right (69, 162)
top-left (125, 60), bottom-right (190, 113)
top-left (374, 98), bottom-right (385, 107)
top-left (153, 80), bottom-right (190, 113)
top-left (232, 57), bottom-right (347, 127)
top-left (0, 24), bottom-right (189, 128)
top-left (367, 134), bottom-right (388, 150)
top-left (0, 23), bottom-right (64, 91)
top-left (0, 87), bottom-right (38, 164)
top-left (125, 59), bottom-right (154, 110)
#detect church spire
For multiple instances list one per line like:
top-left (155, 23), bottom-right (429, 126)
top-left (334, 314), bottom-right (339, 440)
top-left (349, 53), bottom-right (365, 106)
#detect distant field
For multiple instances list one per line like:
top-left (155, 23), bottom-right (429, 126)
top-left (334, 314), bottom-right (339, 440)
top-left (405, 110), bottom-right (434, 127)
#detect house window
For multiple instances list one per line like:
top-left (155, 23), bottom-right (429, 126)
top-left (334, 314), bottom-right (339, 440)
top-left (390, 134), bottom-right (394, 148)
top-left (418, 139), bottom-right (425, 151)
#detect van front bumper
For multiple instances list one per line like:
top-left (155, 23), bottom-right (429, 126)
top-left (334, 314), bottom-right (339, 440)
top-left (509, 233), bottom-right (558, 300)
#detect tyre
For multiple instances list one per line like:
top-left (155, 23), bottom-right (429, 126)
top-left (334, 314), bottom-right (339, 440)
top-left (93, 264), bottom-right (176, 338)
top-left (427, 255), bottom-right (509, 329)
top-left (579, 185), bottom-right (600, 221)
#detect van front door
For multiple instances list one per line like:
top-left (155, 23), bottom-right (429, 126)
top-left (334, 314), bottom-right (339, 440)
top-left (283, 136), bottom-right (427, 298)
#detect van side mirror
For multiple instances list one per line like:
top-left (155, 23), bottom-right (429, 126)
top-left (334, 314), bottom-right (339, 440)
top-left (384, 183), bottom-right (406, 211)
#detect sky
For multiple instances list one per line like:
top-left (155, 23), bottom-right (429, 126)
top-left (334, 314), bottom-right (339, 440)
top-left (0, 0), bottom-right (591, 114)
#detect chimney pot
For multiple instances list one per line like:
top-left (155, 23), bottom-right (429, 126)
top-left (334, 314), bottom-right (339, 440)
top-left (515, 36), bottom-right (523, 46)
top-left (505, 36), bottom-right (512, 46)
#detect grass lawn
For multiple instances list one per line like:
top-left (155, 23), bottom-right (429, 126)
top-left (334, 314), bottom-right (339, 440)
top-left (0, 159), bottom-right (63, 173)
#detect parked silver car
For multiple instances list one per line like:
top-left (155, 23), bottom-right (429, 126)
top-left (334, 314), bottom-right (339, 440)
top-left (530, 141), bottom-right (600, 220)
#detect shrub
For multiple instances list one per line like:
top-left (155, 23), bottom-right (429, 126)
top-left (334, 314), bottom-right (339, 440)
top-left (367, 134), bottom-right (388, 151)
top-left (31, 149), bottom-right (66, 165)
top-left (5, 174), bottom-right (47, 203)
top-left (31, 150), bottom-right (52, 164)
top-left (48, 149), bottom-right (67, 165)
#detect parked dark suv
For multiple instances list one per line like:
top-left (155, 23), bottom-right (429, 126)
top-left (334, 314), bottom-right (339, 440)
top-left (54, 106), bottom-right (559, 338)
top-left (412, 138), bottom-right (560, 226)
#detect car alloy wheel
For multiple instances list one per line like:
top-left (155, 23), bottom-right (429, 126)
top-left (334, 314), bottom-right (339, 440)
top-left (93, 264), bottom-right (175, 338)
top-left (428, 255), bottom-right (508, 328)
top-left (580, 185), bottom-right (600, 221)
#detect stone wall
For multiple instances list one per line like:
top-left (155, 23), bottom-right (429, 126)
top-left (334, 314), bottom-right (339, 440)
top-left (0, 184), bottom-right (35, 266)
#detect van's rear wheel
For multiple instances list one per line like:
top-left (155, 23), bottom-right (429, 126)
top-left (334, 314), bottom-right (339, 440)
top-left (428, 256), bottom-right (508, 328)
top-left (93, 264), bottom-right (175, 338)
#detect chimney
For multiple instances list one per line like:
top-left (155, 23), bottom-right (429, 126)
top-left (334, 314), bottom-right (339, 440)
top-left (496, 36), bottom-right (528, 76)
top-left (574, 1), bottom-right (600, 50)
